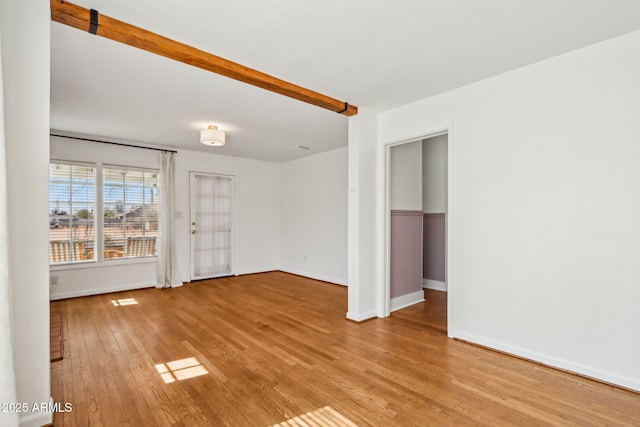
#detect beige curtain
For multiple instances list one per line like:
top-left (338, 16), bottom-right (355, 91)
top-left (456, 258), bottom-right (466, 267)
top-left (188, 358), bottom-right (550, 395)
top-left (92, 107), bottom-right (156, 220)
top-left (0, 34), bottom-right (19, 427)
top-left (156, 152), bottom-right (183, 288)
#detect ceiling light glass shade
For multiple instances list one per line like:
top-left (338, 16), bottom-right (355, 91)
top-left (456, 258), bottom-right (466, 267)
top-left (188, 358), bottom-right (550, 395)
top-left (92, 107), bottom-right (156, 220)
top-left (200, 126), bottom-right (226, 146)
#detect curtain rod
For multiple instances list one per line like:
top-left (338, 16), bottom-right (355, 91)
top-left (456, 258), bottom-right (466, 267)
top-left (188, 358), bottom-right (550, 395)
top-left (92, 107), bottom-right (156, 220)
top-left (50, 133), bottom-right (178, 154)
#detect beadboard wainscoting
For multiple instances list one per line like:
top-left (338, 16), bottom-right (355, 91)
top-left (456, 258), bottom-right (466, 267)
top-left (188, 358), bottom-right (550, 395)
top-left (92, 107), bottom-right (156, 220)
top-left (423, 212), bottom-right (446, 291)
top-left (390, 210), bottom-right (424, 310)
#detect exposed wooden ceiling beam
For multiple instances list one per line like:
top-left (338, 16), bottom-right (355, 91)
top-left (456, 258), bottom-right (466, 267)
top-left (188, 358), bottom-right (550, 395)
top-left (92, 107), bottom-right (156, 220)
top-left (50, 0), bottom-right (358, 117)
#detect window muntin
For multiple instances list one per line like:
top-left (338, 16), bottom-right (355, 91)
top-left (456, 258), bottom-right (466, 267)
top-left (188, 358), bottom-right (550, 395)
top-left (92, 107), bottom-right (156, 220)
top-left (49, 163), bottom-right (96, 264)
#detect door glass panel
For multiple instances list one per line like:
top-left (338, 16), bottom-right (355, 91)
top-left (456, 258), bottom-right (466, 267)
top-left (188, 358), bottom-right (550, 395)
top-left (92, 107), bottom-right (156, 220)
top-left (192, 174), bottom-right (232, 278)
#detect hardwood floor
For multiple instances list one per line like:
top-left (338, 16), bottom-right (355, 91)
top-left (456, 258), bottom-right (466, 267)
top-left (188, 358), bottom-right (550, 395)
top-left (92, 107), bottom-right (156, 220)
top-left (392, 288), bottom-right (448, 333)
top-left (50, 272), bottom-right (640, 426)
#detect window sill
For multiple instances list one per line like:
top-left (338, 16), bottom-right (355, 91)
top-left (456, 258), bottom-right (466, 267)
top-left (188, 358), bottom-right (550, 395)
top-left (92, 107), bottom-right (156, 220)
top-left (50, 256), bottom-right (157, 271)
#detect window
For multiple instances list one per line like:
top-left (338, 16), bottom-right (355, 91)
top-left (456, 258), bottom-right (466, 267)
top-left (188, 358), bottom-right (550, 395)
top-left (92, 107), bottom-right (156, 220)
top-left (49, 163), bottom-right (96, 264)
top-left (49, 162), bottom-right (160, 265)
top-left (103, 167), bottom-right (159, 260)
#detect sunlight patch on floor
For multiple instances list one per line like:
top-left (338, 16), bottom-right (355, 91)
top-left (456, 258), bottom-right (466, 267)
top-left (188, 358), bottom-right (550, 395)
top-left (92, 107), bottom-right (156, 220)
top-left (271, 406), bottom-right (358, 427)
top-left (155, 357), bottom-right (208, 384)
top-left (111, 298), bottom-right (138, 306)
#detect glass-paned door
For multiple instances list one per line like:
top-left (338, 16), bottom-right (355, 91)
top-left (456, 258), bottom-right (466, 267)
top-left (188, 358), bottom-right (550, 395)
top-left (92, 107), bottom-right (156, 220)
top-left (190, 172), bottom-right (234, 280)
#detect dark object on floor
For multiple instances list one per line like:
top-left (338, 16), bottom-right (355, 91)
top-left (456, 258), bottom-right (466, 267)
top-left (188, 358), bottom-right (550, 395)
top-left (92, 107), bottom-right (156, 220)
top-left (50, 311), bottom-right (63, 362)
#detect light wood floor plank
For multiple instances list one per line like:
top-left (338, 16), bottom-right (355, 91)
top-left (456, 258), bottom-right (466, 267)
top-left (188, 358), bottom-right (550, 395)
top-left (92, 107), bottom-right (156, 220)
top-left (51, 272), bottom-right (640, 426)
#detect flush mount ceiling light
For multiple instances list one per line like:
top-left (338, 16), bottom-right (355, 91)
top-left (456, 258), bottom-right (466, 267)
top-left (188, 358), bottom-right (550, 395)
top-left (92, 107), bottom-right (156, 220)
top-left (200, 125), bottom-right (226, 146)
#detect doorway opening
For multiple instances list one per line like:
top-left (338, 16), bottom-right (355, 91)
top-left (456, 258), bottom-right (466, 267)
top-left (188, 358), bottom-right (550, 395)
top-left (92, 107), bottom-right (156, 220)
top-left (384, 130), bottom-right (452, 335)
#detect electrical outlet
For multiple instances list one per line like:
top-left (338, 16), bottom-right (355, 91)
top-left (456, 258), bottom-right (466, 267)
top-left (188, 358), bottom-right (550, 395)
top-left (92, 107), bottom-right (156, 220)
top-left (50, 275), bottom-right (58, 285)
top-left (303, 255), bottom-right (307, 262)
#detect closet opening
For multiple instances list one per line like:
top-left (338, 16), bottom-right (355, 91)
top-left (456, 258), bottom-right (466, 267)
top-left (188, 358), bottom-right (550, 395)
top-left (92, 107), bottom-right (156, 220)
top-left (384, 131), bottom-right (451, 335)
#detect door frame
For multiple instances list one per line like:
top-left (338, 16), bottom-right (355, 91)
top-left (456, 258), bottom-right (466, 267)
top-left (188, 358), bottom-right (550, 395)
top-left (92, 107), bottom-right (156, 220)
top-left (189, 171), bottom-right (238, 281)
top-left (381, 125), bottom-right (455, 337)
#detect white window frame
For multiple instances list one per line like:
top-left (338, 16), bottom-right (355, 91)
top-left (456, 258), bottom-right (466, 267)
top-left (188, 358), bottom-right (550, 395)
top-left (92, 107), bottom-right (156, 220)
top-left (49, 160), bottom-right (97, 266)
top-left (49, 160), bottom-right (160, 270)
top-left (102, 164), bottom-right (160, 262)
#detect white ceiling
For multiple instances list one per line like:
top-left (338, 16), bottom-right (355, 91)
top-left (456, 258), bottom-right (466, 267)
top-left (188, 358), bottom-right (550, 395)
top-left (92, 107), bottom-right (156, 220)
top-left (51, 0), bottom-right (640, 162)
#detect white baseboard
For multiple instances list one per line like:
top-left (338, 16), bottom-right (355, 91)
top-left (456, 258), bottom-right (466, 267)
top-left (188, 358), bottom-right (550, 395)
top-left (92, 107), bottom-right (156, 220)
top-left (453, 329), bottom-right (640, 392)
top-left (423, 279), bottom-right (447, 291)
top-left (278, 268), bottom-right (347, 286)
top-left (235, 268), bottom-right (278, 276)
top-left (50, 282), bottom-right (156, 300)
top-left (49, 269), bottom-right (344, 300)
top-left (390, 290), bottom-right (425, 312)
top-left (346, 310), bottom-right (377, 322)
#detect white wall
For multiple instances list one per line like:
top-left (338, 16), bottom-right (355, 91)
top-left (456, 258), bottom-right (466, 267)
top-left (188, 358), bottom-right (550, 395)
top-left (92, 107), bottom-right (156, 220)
top-left (376, 30), bottom-right (640, 390)
top-left (279, 147), bottom-right (348, 285)
top-left (347, 109), bottom-right (379, 321)
top-left (0, 1), bottom-right (52, 425)
top-left (389, 141), bottom-right (422, 211)
top-left (50, 137), bottom-right (281, 298)
top-left (50, 137), bottom-right (160, 299)
top-left (422, 134), bottom-right (447, 213)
